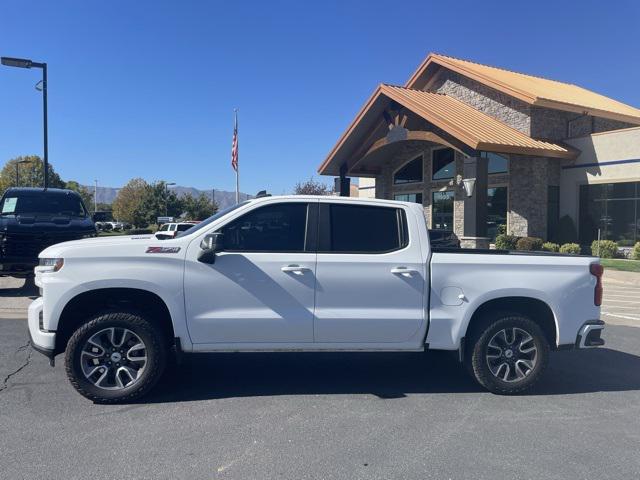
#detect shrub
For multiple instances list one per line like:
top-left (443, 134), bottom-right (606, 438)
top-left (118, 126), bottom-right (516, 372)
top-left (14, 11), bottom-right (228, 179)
top-left (560, 243), bottom-right (581, 255)
top-left (495, 234), bottom-right (519, 251)
top-left (516, 236), bottom-right (544, 251)
top-left (633, 242), bottom-right (640, 260)
top-left (591, 239), bottom-right (618, 258)
top-left (542, 242), bottom-right (559, 252)
top-left (556, 215), bottom-right (578, 244)
top-left (497, 224), bottom-right (507, 236)
top-left (127, 228), bottom-right (153, 235)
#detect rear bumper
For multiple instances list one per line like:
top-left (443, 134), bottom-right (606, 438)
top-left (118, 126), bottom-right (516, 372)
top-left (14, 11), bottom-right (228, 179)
top-left (575, 320), bottom-right (605, 348)
top-left (28, 298), bottom-right (56, 364)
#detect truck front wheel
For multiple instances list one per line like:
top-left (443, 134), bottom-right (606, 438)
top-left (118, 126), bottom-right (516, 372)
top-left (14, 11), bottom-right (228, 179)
top-left (65, 311), bottom-right (167, 403)
top-left (467, 313), bottom-right (550, 394)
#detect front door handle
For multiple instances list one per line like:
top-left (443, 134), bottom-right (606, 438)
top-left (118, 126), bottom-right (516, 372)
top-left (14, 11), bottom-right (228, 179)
top-left (281, 265), bottom-right (309, 275)
top-left (391, 266), bottom-right (419, 276)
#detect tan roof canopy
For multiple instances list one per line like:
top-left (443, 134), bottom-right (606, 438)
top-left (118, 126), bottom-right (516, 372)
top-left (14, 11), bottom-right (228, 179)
top-left (408, 54), bottom-right (640, 125)
top-left (318, 84), bottom-right (576, 176)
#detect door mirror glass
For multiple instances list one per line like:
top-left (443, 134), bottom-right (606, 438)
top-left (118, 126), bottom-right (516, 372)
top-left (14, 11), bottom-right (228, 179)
top-left (198, 233), bottom-right (224, 263)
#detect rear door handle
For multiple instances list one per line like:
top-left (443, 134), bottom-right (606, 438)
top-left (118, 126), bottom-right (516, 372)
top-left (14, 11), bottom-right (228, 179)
top-left (281, 265), bottom-right (309, 275)
top-left (391, 267), bottom-right (419, 276)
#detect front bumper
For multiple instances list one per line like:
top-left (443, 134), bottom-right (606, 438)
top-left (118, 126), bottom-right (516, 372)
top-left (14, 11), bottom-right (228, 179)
top-left (0, 256), bottom-right (38, 277)
top-left (576, 320), bottom-right (605, 348)
top-left (28, 297), bottom-right (57, 365)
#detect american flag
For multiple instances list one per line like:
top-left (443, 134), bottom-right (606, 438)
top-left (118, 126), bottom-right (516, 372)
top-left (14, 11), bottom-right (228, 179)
top-left (231, 111), bottom-right (238, 172)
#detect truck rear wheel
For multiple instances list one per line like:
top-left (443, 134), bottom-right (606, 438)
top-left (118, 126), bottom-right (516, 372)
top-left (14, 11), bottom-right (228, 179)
top-left (467, 313), bottom-right (550, 394)
top-left (65, 311), bottom-right (167, 403)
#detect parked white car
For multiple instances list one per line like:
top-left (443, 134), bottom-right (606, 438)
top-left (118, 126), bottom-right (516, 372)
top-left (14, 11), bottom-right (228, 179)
top-left (155, 222), bottom-right (198, 240)
top-left (29, 196), bottom-right (605, 402)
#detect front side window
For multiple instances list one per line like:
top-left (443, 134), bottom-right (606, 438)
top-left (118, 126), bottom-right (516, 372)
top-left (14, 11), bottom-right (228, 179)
top-left (324, 204), bottom-right (406, 253)
top-left (393, 156), bottom-right (423, 185)
top-left (394, 193), bottom-right (423, 204)
top-left (432, 148), bottom-right (455, 180)
top-left (220, 203), bottom-right (308, 252)
top-left (432, 190), bottom-right (454, 229)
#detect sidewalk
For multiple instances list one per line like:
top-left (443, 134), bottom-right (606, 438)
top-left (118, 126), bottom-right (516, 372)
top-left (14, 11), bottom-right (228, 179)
top-left (0, 277), bottom-right (37, 320)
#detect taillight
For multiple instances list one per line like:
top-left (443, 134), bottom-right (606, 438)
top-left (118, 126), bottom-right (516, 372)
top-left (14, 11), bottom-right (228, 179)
top-left (590, 263), bottom-right (604, 306)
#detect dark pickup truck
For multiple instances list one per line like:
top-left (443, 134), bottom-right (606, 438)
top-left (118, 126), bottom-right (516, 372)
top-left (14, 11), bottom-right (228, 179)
top-left (0, 187), bottom-right (96, 278)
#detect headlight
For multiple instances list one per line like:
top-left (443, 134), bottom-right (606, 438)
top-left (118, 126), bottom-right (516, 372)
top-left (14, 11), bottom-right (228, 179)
top-left (38, 258), bottom-right (64, 272)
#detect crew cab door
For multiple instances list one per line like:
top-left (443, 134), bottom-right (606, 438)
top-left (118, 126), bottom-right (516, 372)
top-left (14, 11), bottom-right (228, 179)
top-left (184, 200), bottom-right (317, 344)
top-left (313, 202), bottom-right (426, 344)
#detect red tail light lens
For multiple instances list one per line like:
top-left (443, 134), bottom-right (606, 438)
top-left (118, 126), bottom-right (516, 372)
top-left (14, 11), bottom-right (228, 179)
top-left (590, 263), bottom-right (604, 306)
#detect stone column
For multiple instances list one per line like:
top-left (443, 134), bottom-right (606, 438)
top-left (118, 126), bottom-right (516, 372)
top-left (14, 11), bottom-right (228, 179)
top-left (460, 156), bottom-right (490, 249)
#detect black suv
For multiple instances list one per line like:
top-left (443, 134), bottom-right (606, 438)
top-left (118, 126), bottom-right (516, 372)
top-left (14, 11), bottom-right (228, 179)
top-left (0, 188), bottom-right (96, 277)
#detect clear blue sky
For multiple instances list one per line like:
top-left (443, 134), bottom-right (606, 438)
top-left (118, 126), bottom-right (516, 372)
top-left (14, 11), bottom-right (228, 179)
top-left (1, 0), bottom-right (639, 194)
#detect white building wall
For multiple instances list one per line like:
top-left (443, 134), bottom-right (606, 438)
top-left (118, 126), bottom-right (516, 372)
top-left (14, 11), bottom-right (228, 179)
top-left (357, 177), bottom-right (376, 198)
top-left (561, 127), bottom-right (640, 224)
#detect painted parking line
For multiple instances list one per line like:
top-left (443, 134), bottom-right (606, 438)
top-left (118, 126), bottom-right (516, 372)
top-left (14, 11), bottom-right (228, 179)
top-left (602, 312), bottom-right (640, 321)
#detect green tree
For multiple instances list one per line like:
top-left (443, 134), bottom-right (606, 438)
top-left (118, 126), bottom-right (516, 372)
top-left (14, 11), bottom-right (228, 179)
top-left (141, 181), bottom-right (184, 224)
top-left (182, 192), bottom-right (218, 220)
top-left (112, 178), bottom-right (150, 227)
top-left (294, 177), bottom-right (331, 195)
top-left (0, 156), bottom-right (65, 193)
top-left (65, 180), bottom-right (94, 211)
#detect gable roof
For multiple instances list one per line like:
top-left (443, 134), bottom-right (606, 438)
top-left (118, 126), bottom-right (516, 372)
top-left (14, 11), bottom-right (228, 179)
top-left (317, 84), bottom-right (576, 176)
top-left (406, 53), bottom-right (640, 125)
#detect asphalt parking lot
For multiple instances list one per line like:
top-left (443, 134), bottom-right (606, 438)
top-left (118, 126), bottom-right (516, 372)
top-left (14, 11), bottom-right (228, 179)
top-left (1, 275), bottom-right (639, 479)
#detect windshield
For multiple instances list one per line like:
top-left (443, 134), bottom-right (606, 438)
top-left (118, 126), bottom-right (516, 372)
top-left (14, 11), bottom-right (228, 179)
top-left (176, 201), bottom-right (251, 237)
top-left (0, 192), bottom-right (87, 217)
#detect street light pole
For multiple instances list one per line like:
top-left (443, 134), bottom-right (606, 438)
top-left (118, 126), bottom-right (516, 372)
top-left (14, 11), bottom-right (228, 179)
top-left (1, 56), bottom-right (49, 188)
top-left (94, 179), bottom-right (98, 213)
top-left (15, 159), bottom-right (32, 187)
top-left (165, 182), bottom-right (176, 217)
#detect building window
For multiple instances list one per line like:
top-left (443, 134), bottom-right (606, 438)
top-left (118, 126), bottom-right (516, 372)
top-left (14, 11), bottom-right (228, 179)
top-left (579, 182), bottom-right (640, 246)
top-left (394, 193), bottom-right (423, 204)
top-left (487, 187), bottom-right (508, 240)
top-left (481, 151), bottom-right (509, 174)
top-left (432, 190), bottom-right (454, 229)
top-left (432, 148), bottom-right (455, 180)
top-left (393, 156), bottom-right (423, 185)
top-left (547, 186), bottom-right (560, 241)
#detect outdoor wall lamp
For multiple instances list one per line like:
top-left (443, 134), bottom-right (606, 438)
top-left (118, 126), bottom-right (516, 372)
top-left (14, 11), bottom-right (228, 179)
top-left (462, 177), bottom-right (476, 198)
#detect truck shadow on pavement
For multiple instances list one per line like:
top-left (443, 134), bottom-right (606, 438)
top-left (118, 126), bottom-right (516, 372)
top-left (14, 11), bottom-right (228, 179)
top-left (0, 278), bottom-right (39, 299)
top-left (143, 346), bottom-right (640, 403)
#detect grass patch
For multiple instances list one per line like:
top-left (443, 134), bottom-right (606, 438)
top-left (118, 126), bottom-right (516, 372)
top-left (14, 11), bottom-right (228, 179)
top-left (98, 231), bottom-right (128, 237)
top-left (600, 258), bottom-right (640, 273)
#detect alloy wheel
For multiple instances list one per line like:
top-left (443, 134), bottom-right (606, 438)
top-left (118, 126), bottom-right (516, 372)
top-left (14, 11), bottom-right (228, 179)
top-left (80, 327), bottom-right (147, 390)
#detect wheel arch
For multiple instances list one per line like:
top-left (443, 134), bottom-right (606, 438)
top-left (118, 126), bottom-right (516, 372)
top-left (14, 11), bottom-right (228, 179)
top-left (463, 296), bottom-right (558, 350)
top-left (55, 288), bottom-right (175, 355)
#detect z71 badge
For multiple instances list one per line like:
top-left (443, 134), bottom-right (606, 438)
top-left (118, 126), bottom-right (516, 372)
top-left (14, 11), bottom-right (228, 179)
top-left (146, 246), bottom-right (181, 254)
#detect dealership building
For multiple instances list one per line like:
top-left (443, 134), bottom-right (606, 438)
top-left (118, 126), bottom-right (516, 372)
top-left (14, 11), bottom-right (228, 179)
top-left (319, 53), bottom-right (640, 248)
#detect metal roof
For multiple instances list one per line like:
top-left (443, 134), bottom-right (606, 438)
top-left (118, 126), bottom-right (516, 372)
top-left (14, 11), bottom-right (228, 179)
top-left (381, 85), bottom-right (574, 157)
top-left (407, 54), bottom-right (640, 124)
top-left (318, 84), bottom-right (576, 176)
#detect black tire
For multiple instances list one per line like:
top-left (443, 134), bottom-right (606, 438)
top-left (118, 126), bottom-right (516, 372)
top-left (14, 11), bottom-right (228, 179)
top-left (466, 312), bottom-right (550, 395)
top-left (65, 311), bottom-right (167, 403)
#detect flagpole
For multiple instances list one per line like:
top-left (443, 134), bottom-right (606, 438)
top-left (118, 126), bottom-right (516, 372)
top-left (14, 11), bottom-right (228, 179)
top-left (234, 109), bottom-right (239, 204)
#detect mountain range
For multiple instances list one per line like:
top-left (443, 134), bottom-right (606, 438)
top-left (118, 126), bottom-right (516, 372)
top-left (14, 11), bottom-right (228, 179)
top-left (87, 185), bottom-right (251, 210)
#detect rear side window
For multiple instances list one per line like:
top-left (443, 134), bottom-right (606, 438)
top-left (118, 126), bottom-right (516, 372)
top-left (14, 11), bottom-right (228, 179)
top-left (220, 203), bottom-right (309, 252)
top-left (321, 204), bottom-right (407, 253)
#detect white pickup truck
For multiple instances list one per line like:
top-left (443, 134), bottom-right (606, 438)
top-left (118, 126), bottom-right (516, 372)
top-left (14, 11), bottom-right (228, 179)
top-left (28, 195), bottom-right (605, 403)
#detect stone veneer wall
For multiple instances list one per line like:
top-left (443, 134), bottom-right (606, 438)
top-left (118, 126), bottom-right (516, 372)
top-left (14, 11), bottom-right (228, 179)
top-left (429, 69), bottom-right (635, 139)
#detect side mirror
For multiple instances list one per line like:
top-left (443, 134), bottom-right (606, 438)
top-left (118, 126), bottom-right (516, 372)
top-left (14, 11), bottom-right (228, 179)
top-left (198, 232), bottom-right (224, 264)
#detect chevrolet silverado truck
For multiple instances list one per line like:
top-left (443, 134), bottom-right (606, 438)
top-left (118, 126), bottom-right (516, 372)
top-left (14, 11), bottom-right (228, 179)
top-left (28, 195), bottom-right (605, 403)
top-left (0, 187), bottom-right (96, 278)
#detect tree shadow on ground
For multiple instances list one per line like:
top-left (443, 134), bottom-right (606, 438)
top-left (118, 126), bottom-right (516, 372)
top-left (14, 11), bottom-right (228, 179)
top-left (141, 345), bottom-right (640, 404)
top-left (0, 277), bottom-right (38, 299)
